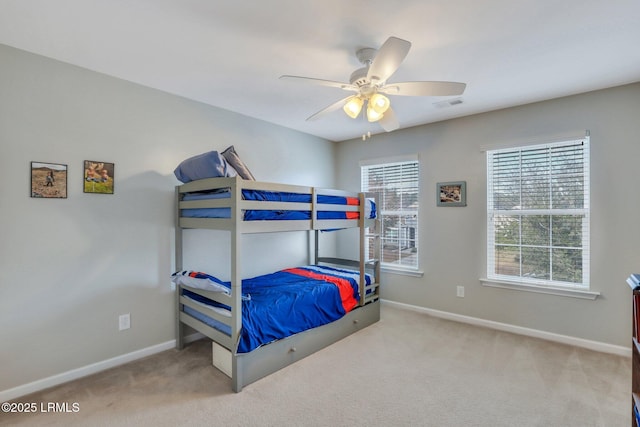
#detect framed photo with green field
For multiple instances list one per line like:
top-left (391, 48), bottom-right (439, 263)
top-left (31, 161), bottom-right (68, 198)
top-left (84, 160), bottom-right (114, 194)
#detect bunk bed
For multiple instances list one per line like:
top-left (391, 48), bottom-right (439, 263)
top-left (174, 175), bottom-right (381, 392)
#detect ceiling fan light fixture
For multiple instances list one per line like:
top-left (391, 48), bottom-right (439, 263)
top-left (343, 96), bottom-right (364, 119)
top-left (369, 93), bottom-right (390, 114)
top-left (366, 104), bottom-right (384, 122)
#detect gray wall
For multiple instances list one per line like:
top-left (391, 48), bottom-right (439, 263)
top-left (0, 44), bottom-right (334, 392)
top-left (336, 82), bottom-right (640, 348)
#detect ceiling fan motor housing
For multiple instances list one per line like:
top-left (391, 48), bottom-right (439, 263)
top-left (350, 67), bottom-right (370, 88)
top-left (351, 47), bottom-right (379, 93)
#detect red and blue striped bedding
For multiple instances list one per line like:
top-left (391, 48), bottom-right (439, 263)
top-left (180, 189), bottom-right (375, 220)
top-left (181, 265), bottom-right (372, 353)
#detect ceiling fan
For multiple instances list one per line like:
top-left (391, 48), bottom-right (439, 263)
top-left (280, 36), bottom-right (466, 132)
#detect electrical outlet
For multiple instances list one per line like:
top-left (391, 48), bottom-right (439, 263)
top-left (119, 313), bottom-right (131, 331)
top-left (456, 286), bottom-right (465, 298)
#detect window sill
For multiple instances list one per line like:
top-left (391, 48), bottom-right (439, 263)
top-left (382, 266), bottom-right (424, 278)
top-left (480, 278), bottom-right (600, 300)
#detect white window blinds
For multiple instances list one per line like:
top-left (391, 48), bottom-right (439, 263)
top-left (361, 159), bottom-right (419, 270)
top-left (486, 137), bottom-right (590, 288)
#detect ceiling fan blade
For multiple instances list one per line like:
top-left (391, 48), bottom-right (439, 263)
top-left (367, 36), bottom-right (411, 84)
top-left (380, 81), bottom-right (466, 96)
top-left (379, 107), bottom-right (399, 132)
top-left (306, 96), bottom-right (354, 121)
top-left (279, 75), bottom-right (358, 92)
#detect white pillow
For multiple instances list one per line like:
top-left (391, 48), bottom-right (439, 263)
top-left (171, 271), bottom-right (230, 294)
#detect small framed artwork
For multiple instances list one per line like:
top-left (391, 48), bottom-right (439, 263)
top-left (84, 160), bottom-right (114, 194)
top-left (437, 181), bottom-right (467, 207)
top-left (31, 162), bottom-right (68, 198)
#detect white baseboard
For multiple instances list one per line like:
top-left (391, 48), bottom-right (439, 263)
top-left (382, 299), bottom-right (631, 357)
top-left (0, 333), bottom-right (204, 402)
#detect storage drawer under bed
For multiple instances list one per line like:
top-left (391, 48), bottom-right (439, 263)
top-left (209, 301), bottom-right (380, 383)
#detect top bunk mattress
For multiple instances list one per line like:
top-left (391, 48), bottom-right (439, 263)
top-left (179, 188), bottom-right (376, 220)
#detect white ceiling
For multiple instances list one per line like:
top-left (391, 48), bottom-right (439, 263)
top-left (1, 0), bottom-right (639, 142)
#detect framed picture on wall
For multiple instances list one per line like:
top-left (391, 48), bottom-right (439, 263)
top-left (437, 181), bottom-right (466, 207)
top-left (30, 162), bottom-right (68, 198)
top-left (83, 160), bottom-right (115, 194)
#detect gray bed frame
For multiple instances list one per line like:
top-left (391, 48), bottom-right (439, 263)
top-left (174, 176), bottom-right (381, 392)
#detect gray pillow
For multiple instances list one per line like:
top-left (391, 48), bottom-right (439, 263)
top-left (221, 146), bottom-right (256, 180)
top-left (174, 150), bottom-right (233, 183)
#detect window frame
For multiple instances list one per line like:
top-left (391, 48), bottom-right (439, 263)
top-left (360, 155), bottom-right (420, 274)
top-left (485, 137), bottom-right (591, 292)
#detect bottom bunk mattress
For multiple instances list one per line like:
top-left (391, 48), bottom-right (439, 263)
top-left (175, 265), bottom-right (372, 354)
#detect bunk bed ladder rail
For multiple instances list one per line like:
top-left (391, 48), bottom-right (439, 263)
top-left (311, 190), bottom-right (380, 306)
top-left (175, 186), bottom-right (185, 350)
top-left (361, 191), bottom-right (381, 306)
top-left (230, 177), bottom-right (244, 392)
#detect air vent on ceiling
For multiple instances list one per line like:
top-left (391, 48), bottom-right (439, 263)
top-left (433, 98), bottom-right (464, 109)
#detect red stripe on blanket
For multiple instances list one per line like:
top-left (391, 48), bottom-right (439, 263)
top-left (345, 211), bottom-right (359, 219)
top-left (284, 268), bottom-right (358, 312)
top-left (346, 197), bottom-right (359, 205)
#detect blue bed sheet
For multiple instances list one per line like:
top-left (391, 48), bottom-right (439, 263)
top-left (180, 265), bottom-right (372, 353)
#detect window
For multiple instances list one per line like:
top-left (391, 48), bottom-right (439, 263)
top-left (486, 137), bottom-right (590, 289)
top-left (361, 157), bottom-right (419, 271)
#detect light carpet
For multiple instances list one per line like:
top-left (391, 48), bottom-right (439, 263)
top-left (1, 304), bottom-right (630, 426)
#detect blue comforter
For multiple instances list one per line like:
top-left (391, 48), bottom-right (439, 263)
top-left (181, 265), bottom-right (371, 353)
